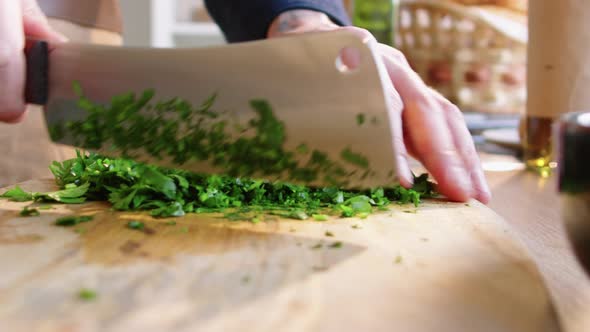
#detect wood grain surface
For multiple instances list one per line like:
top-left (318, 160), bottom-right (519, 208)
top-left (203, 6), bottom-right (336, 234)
top-left (483, 152), bottom-right (590, 332)
top-left (0, 179), bottom-right (556, 332)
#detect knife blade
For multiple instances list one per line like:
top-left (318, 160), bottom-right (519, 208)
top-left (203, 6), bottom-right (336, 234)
top-left (25, 30), bottom-right (399, 189)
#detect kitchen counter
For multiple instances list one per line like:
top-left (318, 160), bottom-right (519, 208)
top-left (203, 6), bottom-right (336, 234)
top-left (0, 147), bottom-right (586, 331)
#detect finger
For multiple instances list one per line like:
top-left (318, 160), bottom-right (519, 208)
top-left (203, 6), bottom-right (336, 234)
top-left (386, 82), bottom-right (414, 188)
top-left (380, 47), bottom-right (474, 201)
top-left (404, 101), bottom-right (473, 201)
top-left (21, 0), bottom-right (68, 42)
top-left (0, 0), bottom-right (26, 122)
top-left (430, 90), bottom-right (491, 203)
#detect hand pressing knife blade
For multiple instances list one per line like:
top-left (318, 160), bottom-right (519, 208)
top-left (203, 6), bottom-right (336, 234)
top-left (25, 30), bottom-right (399, 189)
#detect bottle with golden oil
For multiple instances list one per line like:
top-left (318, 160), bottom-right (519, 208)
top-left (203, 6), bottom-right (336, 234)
top-left (525, 0), bottom-right (590, 176)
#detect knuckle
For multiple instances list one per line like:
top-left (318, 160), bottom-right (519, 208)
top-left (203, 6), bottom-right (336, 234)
top-left (342, 26), bottom-right (376, 42)
top-left (389, 48), bottom-right (406, 61)
top-left (422, 148), bottom-right (461, 167)
top-left (380, 45), bottom-right (409, 65)
top-left (460, 145), bottom-right (479, 163)
top-left (445, 103), bottom-right (465, 121)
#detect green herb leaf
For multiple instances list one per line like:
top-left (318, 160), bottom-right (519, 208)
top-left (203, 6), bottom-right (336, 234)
top-left (356, 113), bottom-right (366, 126)
top-left (310, 243), bottom-right (323, 250)
top-left (55, 215), bottom-right (93, 227)
top-left (77, 288), bottom-right (97, 301)
top-left (127, 221), bottom-right (145, 230)
top-left (1, 184), bottom-right (89, 204)
top-left (329, 241), bottom-right (343, 249)
top-left (20, 206), bottom-right (40, 217)
top-left (312, 214), bottom-right (329, 221)
top-left (2, 186), bottom-right (33, 202)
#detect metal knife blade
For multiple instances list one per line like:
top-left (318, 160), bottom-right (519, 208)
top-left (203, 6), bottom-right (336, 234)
top-left (26, 30), bottom-right (399, 189)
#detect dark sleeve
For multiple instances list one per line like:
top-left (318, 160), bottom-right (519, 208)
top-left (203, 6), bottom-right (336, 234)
top-left (204, 0), bottom-right (351, 43)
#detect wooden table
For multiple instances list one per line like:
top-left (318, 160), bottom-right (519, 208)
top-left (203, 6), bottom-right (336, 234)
top-left (482, 152), bottom-right (590, 332)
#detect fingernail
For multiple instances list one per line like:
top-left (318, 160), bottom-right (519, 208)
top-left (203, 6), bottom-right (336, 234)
top-left (473, 169), bottom-right (492, 203)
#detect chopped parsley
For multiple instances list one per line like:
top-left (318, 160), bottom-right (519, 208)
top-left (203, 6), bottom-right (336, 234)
top-left (127, 221), bottom-right (145, 231)
top-left (312, 214), bottom-right (329, 221)
top-left (2, 85), bottom-right (437, 223)
top-left (55, 215), bottom-right (93, 227)
top-left (49, 83), bottom-right (383, 188)
top-left (329, 241), bottom-right (343, 249)
top-left (310, 243), bottom-right (323, 250)
top-left (78, 288), bottom-right (97, 301)
top-left (2, 184), bottom-right (89, 204)
top-left (20, 206), bottom-right (40, 217)
top-left (356, 113), bottom-right (365, 126)
top-left (6, 150), bottom-right (434, 222)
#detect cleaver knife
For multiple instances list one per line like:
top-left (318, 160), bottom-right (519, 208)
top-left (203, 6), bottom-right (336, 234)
top-left (24, 30), bottom-right (399, 189)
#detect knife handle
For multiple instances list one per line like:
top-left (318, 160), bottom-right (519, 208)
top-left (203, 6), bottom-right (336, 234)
top-left (24, 40), bottom-right (49, 105)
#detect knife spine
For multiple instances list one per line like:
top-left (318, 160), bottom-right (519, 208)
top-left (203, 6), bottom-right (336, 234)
top-left (24, 40), bottom-right (49, 105)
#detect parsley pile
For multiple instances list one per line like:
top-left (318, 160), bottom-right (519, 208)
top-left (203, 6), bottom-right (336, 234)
top-left (1, 85), bottom-right (437, 220)
top-left (1, 151), bottom-right (435, 220)
top-left (36, 151), bottom-right (433, 219)
top-left (48, 83), bottom-right (387, 188)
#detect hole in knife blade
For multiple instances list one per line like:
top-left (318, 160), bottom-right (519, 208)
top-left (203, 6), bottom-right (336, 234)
top-left (335, 47), bottom-right (362, 74)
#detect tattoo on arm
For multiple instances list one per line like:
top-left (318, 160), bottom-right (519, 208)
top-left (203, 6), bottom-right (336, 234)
top-left (269, 9), bottom-right (337, 37)
top-left (277, 11), bottom-right (307, 32)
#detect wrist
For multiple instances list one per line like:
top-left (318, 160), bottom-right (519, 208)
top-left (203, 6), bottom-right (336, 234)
top-left (267, 9), bottom-right (339, 38)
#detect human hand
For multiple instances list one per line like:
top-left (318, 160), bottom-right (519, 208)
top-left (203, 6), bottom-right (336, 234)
top-left (268, 10), bottom-right (491, 204)
top-left (0, 0), bottom-right (67, 123)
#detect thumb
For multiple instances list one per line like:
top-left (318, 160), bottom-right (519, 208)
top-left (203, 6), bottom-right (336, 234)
top-left (21, 0), bottom-right (68, 42)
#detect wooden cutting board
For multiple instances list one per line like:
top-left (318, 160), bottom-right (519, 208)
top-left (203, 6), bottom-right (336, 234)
top-left (0, 179), bottom-right (558, 332)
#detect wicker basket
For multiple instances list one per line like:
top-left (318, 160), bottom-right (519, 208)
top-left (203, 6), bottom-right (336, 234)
top-left (396, 0), bottom-right (528, 114)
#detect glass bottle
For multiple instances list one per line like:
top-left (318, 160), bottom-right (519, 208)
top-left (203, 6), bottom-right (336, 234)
top-left (351, 0), bottom-right (397, 46)
top-left (525, 0), bottom-right (590, 176)
top-left (557, 112), bottom-right (590, 274)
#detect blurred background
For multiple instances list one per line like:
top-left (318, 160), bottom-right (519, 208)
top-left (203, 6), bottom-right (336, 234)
top-left (119, 0), bottom-right (224, 48)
